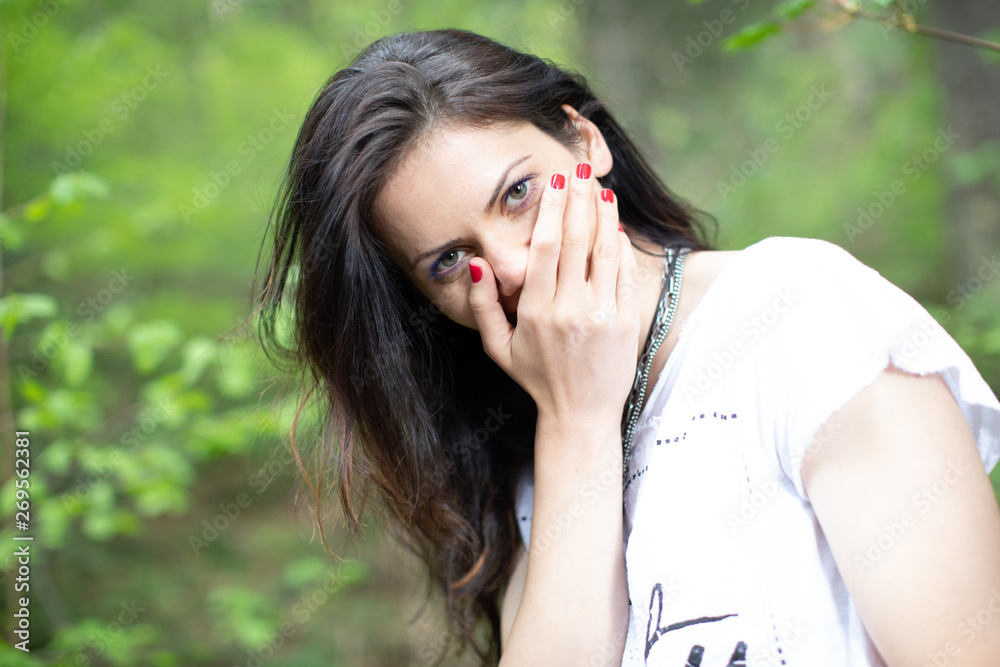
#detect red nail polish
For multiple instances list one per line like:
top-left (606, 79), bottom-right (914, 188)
top-left (576, 163), bottom-right (591, 179)
top-left (550, 173), bottom-right (565, 189)
top-left (618, 224), bottom-right (624, 232)
top-left (601, 188), bottom-right (614, 203)
top-left (469, 263), bottom-right (482, 283)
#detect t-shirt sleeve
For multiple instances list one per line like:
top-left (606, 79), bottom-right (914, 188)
top-left (752, 237), bottom-right (1000, 501)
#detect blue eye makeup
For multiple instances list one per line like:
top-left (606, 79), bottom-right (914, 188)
top-left (503, 172), bottom-right (537, 214)
top-left (424, 171), bottom-right (539, 282)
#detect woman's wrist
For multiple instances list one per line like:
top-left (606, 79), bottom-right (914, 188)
top-left (534, 409), bottom-right (623, 471)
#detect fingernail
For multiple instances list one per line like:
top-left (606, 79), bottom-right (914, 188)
top-left (618, 223), bottom-right (624, 232)
top-left (601, 188), bottom-right (614, 203)
top-left (550, 173), bottom-right (565, 189)
top-left (576, 163), bottom-right (591, 179)
top-left (469, 263), bottom-right (482, 283)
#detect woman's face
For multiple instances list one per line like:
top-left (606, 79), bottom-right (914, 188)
top-left (374, 108), bottom-right (612, 330)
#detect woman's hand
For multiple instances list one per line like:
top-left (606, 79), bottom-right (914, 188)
top-left (467, 163), bottom-right (641, 430)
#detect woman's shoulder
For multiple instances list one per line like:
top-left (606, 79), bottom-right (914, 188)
top-left (700, 235), bottom-right (951, 377)
top-left (719, 235), bottom-right (873, 273)
top-left (701, 235), bottom-right (894, 306)
top-left (683, 236), bottom-right (934, 370)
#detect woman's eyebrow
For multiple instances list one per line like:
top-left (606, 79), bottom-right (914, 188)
top-left (408, 153), bottom-right (533, 271)
top-left (409, 236), bottom-right (462, 272)
top-left (483, 154), bottom-right (532, 215)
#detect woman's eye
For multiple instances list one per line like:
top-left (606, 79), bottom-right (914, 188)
top-left (425, 173), bottom-right (539, 282)
top-left (503, 173), bottom-right (538, 213)
top-left (427, 248), bottom-right (469, 281)
top-left (439, 249), bottom-right (463, 269)
top-left (507, 181), bottom-right (528, 204)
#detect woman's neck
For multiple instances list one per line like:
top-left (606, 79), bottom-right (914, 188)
top-left (627, 235), bottom-right (739, 412)
top-left (628, 235), bottom-right (706, 409)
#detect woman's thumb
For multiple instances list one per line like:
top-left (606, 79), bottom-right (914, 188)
top-left (467, 259), bottom-right (513, 359)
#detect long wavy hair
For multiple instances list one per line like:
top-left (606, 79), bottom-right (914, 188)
top-left (253, 28), bottom-right (717, 666)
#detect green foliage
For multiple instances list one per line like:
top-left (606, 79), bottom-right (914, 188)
top-left (0, 293), bottom-right (57, 342)
top-left (2, 0), bottom-right (998, 664)
top-left (718, 0), bottom-right (819, 52)
top-left (774, 0), bottom-right (817, 20)
top-left (0, 1), bottom-right (577, 663)
top-left (693, 0), bottom-right (1000, 54)
top-left (724, 21), bottom-right (783, 51)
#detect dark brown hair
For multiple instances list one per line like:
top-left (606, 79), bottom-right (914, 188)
top-left (253, 28), bottom-right (717, 665)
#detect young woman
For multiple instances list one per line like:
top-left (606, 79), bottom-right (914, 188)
top-left (254, 28), bottom-right (1000, 666)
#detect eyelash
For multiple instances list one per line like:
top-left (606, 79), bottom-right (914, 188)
top-left (425, 171), bottom-right (540, 282)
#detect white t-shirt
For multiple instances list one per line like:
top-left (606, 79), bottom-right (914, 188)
top-left (514, 236), bottom-right (1000, 666)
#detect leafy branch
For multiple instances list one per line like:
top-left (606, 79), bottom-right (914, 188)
top-left (691, 0), bottom-right (1000, 53)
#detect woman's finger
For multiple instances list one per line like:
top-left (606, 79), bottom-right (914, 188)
top-left (521, 172), bottom-right (567, 310)
top-left (554, 162), bottom-right (595, 303)
top-left (588, 186), bottom-right (621, 311)
top-left (467, 258), bottom-right (514, 366)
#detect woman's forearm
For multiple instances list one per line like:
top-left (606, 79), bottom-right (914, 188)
top-left (499, 412), bottom-right (630, 666)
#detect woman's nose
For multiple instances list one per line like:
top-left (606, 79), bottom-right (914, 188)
top-left (483, 233), bottom-right (529, 307)
top-left (489, 245), bottom-right (525, 298)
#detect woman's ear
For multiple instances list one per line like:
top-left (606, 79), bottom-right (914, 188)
top-left (560, 104), bottom-right (614, 179)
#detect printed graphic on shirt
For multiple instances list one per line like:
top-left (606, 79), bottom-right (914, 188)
top-left (644, 582), bottom-right (747, 665)
top-left (625, 411), bottom-right (739, 494)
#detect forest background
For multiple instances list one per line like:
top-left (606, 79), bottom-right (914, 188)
top-left (1, 0), bottom-right (999, 665)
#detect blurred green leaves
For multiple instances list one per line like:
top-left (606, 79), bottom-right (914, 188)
top-left (127, 320), bottom-right (184, 374)
top-left (1, 171), bottom-right (109, 250)
top-left (723, 0), bottom-right (816, 52)
top-left (691, 0), bottom-right (1000, 55)
top-left (3, 1), bottom-right (999, 664)
top-left (0, 292), bottom-right (57, 341)
top-left (725, 20), bottom-right (783, 51)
